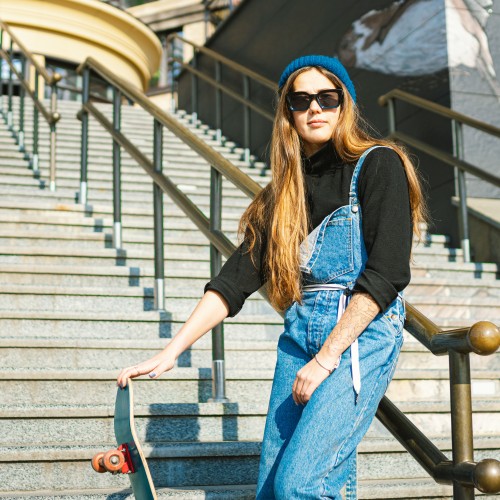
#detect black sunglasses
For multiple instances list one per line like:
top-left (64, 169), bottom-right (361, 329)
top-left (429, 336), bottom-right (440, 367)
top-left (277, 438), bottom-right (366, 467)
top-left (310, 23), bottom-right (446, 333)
top-left (286, 88), bottom-right (343, 111)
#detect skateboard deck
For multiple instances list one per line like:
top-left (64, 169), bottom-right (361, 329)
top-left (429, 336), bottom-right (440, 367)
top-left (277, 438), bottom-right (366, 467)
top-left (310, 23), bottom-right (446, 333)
top-left (92, 380), bottom-right (157, 500)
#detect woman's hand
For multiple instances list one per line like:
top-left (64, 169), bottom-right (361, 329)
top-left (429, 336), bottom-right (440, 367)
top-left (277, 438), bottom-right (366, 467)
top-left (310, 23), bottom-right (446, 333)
top-left (117, 351), bottom-right (176, 388)
top-left (116, 290), bottom-right (230, 389)
top-left (292, 357), bottom-right (331, 405)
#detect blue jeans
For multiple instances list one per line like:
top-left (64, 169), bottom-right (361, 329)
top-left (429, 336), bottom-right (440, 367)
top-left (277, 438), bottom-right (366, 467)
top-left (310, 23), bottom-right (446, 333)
top-left (256, 293), bottom-right (405, 499)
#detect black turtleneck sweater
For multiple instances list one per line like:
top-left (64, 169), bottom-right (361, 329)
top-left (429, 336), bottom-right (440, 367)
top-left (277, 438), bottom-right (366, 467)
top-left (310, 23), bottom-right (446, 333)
top-left (204, 143), bottom-right (412, 316)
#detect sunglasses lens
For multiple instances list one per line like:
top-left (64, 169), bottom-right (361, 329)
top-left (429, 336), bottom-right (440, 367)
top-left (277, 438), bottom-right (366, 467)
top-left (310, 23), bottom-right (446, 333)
top-left (317, 90), bottom-right (341, 109)
top-left (287, 90), bottom-right (342, 111)
top-left (287, 94), bottom-right (311, 111)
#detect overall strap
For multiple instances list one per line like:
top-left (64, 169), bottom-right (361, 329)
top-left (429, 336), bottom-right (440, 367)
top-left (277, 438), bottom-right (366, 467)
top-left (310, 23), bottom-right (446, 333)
top-left (348, 145), bottom-right (389, 206)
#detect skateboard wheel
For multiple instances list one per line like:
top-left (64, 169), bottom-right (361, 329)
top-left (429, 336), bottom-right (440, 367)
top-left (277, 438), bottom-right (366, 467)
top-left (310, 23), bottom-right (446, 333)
top-left (103, 449), bottom-right (125, 472)
top-left (91, 452), bottom-right (107, 473)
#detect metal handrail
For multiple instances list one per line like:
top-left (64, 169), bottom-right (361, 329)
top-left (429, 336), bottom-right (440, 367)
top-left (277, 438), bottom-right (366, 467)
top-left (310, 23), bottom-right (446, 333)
top-left (379, 88), bottom-right (500, 264)
top-left (0, 19), bottom-right (61, 190)
top-left (76, 55), bottom-right (500, 497)
top-left (379, 89), bottom-right (500, 139)
top-left (166, 33), bottom-right (276, 161)
top-left (167, 34), bottom-right (275, 90)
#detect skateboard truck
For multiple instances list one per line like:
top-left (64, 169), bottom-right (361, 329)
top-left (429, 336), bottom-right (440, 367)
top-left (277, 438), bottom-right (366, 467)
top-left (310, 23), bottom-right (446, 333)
top-left (91, 443), bottom-right (135, 474)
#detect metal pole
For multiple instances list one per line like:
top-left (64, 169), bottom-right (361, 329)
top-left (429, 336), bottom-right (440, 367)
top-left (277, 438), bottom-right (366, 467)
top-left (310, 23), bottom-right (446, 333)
top-left (209, 166), bottom-right (228, 402)
top-left (112, 86), bottom-right (123, 249)
top-left (168, 40), bottom-right (176, 113)
top-left (18, 54), bottom-right (26, 153)
top-left (243, 75), bottom-right (250, 163)
top-left (191, 50), bottom-right (198, 125)
top-left (452, 120), bottom-right (471, 262)
top-left (449, 350), bottom-right (475, 499)
top-left (153, 118), bottom-right (165, 310)
top-left (32, 69), bottom-right (39, 173)
top-left (79, 67), bottom-right (90, 205)
top-left (7, 38), bottom-right (13, 131)
top-left (387, 98), bottom-right (396, 135)
top-left (215, 60), bottom-right (222, 142)
top-left (49, 83), bottom-right (58, 191)
top-left (159, 35), bottom-right (168, 88)
top-left (0, 29), bottom-right (4, 114)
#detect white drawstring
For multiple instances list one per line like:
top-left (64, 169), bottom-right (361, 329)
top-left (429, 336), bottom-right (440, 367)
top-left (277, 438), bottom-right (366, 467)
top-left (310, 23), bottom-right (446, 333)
top-left (303, 284), bottom-right (361, 402)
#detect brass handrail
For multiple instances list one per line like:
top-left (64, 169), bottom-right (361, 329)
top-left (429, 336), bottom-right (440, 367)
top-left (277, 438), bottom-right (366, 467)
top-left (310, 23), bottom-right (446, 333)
top-left (76, 55), bottom-right (500, 497)
top-left (76, 57), bottom-right (262, 200)
top-left (172, 59), bottom-right (275, 122)
top-left (167, 33), bottom-right (276, 91)
top-left (390, 131), bottom-right (500, 188)
top-left (166, 33), bottom-right (276, 161)
top-left (0, 19), bottom-right (61, 190)
top-left (378, 88), bottom-right (500, 264)
top-left (379, 89), bottom-right (500, 139)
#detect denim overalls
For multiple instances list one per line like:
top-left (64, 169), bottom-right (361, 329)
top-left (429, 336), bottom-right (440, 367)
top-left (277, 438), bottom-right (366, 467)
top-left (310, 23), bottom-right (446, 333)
top-left (256, 146), bottom-right (406, 500)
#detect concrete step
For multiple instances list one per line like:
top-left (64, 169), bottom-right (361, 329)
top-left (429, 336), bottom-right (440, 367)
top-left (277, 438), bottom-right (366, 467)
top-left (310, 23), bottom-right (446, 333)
top-left (0, 369), bottom-right (498, 406)
top-left (0, 183), bottom-right (254, 209)
top-left (0, 437), bottom-right (497, 493)
top-left (0, 158), bottom-right (270, 185)
top-left (1, 398), bottom-right (498, 449)
top-left (0, 262), bottom-right (205, 287)
top-left (2, 479), bottom-right (496, 499)
top-left (0, 228), bottom-right (210, 253)
top-left (404, 295), bottom-right (500, 322)
top-left (0, 213), bottom-right (236, 240)
top-left (0, 284), bottom-right (275, 315)
top-left (2, 335), bottom-right (498, 372)
top-left (0, 246), bottom-right (210, 269)
top-left (0, 171), bottom-right (255, 199)
top-left (0, 310), bottom-right (283, 341)
top-left (0, 199), bottom-right (244, 223)
top-left (406, 277), bottom-right (500, 298)
top-left (411, 261), bottom-right (499, 281)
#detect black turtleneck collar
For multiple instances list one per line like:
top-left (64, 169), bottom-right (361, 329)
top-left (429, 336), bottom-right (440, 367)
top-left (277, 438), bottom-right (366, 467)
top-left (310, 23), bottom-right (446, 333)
top-left (302, 141), bottom-right (344, 175)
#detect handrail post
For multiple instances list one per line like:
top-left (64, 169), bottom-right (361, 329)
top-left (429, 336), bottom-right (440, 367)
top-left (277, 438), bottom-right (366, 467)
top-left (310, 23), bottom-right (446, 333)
top-left (215, 60), bottom-right (222, 142)
top-left (32, 69), bottom-right (39, 174)
top-left (449, 350), bottom-right (475, 499)
top-left (243, 75), bottom-right (250, 163)
top-left (153, 118), bottom-right (165, 310)
top-left (7, 37), bottom-right (13, 131)
top-left (112, 86), bottom-right (122, 249)
top-left (0, 28), bottom-right (4, 114)
top-left (387, 97), bottom-right (396, 135)
top-left (49, 81), bottom-right (58, 191)
top-left (209, 165), bottom-right (228, 402)
top-left (167, 40), bottom-right (176, 113)
top-left (452, 120), bottom-right (471, 262)
top-left (191, 49), bottom-right (198, 125)
top-left (79, 66), bottom-right (90, 205)
top-left (18, 54), bottom-right (26, 153)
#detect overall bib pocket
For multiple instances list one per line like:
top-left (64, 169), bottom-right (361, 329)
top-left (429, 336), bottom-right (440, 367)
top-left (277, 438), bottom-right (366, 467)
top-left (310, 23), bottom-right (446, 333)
top-left (305, 216), bottom-right (354, 283)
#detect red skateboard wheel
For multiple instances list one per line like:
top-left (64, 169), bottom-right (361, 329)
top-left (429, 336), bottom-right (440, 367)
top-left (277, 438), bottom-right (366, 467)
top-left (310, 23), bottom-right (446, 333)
top-left (91, 452), bottom-right (106, 473)
top-left (103, 449), bottom-right (125, 472)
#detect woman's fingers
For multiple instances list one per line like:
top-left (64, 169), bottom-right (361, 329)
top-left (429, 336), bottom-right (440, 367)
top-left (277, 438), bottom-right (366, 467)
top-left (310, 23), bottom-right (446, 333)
top-left (292, 361), bottom-right (329, 405)
top-left (117, 356), bottom-right (174, 388)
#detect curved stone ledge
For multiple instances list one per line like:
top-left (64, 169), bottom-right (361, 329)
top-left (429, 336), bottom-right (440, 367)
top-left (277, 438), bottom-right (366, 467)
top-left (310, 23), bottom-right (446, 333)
top-left (0, 0), bottom-right (161, 89)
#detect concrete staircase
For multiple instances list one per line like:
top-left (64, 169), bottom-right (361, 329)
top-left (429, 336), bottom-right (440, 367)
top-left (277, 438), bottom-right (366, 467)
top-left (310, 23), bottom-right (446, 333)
top-left (0, 97), bottom-right (498, 499)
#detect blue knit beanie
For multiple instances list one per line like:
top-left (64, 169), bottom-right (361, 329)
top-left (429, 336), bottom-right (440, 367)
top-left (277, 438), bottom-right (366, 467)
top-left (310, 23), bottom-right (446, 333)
top-left (278, 55), bottom-right (356, 103)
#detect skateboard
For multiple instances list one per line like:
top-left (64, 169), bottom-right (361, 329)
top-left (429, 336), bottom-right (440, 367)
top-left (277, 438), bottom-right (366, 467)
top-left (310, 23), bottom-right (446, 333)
top-left (91, 379), bottom-right (157, 500)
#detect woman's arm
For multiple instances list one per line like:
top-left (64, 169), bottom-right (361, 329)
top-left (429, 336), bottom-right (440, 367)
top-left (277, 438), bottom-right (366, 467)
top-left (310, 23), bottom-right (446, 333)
top-left (292, 291), bottom-right (379, 405)
top-left (117, 290), bottom-right (229, 387)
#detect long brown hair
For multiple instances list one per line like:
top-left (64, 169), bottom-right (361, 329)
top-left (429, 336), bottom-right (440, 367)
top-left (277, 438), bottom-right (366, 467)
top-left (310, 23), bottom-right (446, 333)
top-left (239, 66), bottom-right (427, 311)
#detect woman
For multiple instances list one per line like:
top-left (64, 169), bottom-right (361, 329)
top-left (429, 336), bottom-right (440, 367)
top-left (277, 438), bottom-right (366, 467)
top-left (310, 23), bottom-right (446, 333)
top-left (117, 55), bottom-right (426, 499)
